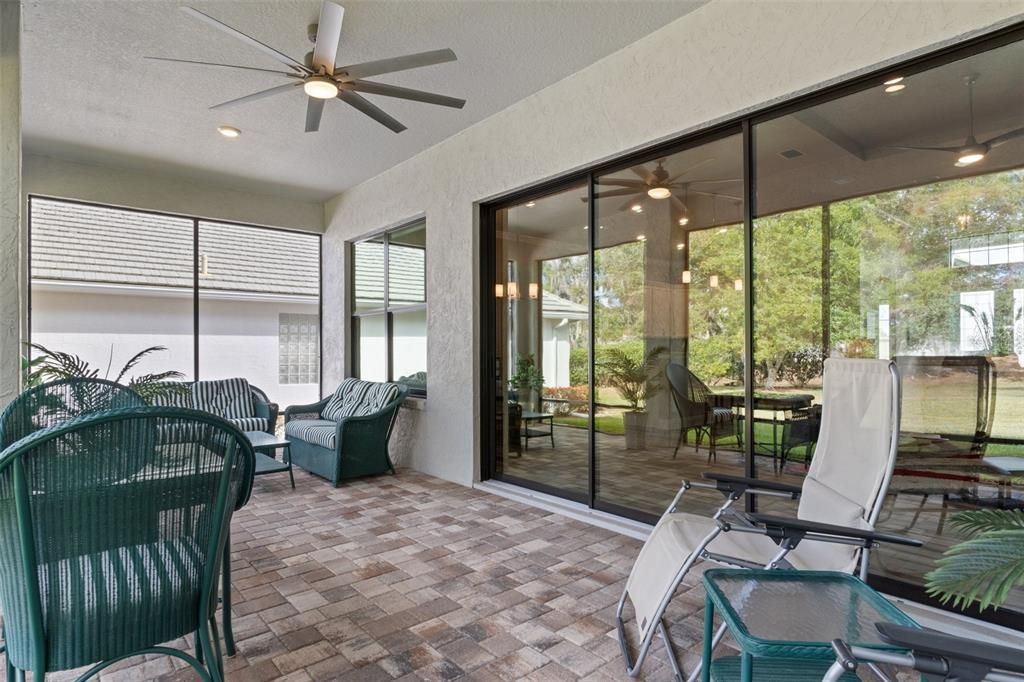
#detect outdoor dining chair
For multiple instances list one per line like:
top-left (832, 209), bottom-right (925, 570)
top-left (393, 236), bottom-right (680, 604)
top-left (666, 363), bottom-right (735, 462)
top-left (0, 406), bottom-right (254, 681)
top-left (617, 358), bottom-right (919, 681)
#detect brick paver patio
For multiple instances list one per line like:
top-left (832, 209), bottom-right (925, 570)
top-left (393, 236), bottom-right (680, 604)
top-left (33, 468), bottom-right (713, 681)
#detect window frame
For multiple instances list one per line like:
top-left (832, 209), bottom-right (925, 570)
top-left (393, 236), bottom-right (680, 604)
top-left (27, 194), bottom-right (323, 398)
top-left (350, 219), bottom-right (427, 397)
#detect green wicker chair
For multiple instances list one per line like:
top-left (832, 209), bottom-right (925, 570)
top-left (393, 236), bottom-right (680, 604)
top-left (0, 406), bottom-right (255, 681)
top-left (0, 377), bottom-right (146, 449)
top-left (284, 379), bottom-right (407, 485)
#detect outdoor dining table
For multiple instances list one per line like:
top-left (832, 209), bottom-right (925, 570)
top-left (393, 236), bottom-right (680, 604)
top-left (710, 390), bottom-right (815, 460)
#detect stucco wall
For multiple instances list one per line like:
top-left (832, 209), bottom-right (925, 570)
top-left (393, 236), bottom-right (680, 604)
top-left (321, 0), bottom-right (1024, 486)
top-left (23, 154), bottom-right (324, 233)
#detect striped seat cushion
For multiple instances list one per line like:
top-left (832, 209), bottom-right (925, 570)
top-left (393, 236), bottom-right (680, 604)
top-left (148, 383), bottom-right (193, 409)
top-left (230, 416), bottom-right (269, 433)
top-left (285, 419), bottom-right (336, 450)
top-left (321, 379), bottom-right (401, 421)
top-left (37, 537), bottom-right (205, 671)
top-left (194, 379), bottom-right (256, 419)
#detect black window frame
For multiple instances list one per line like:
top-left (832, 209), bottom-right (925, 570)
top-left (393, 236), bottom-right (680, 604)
top-left (349, 219), bottom-right (427, 397)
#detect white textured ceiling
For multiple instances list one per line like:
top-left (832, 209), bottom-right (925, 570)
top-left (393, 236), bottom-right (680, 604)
top-left (22, 0), bottom-right (707, 201)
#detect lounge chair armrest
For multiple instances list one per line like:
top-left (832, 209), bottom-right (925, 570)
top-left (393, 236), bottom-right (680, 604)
top-left (875, 623), bottom-right (1024, 676)
top-left (285, 398), bottom-right (330, 422)
top-left (702, 472), bottom-right (802, 499)
top-left (745, 513), bottom-right (923, 548)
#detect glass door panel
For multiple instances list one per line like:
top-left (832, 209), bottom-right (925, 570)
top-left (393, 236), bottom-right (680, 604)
top-left (493, 184), bottom-right (590, 501)
top-left (593, 133), bottom-right (746, 517)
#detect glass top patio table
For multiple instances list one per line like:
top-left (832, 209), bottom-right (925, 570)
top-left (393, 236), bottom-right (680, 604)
top-left (701, 570), bottom-right (918, 681)
top-left (703, 569), bottom-right (917, 659)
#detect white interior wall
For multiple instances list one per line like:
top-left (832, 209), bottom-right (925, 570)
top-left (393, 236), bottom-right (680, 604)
top-left (322, 0), bottom-right (1024, 486)
top-left (0, 2), bottom-right (21, 405)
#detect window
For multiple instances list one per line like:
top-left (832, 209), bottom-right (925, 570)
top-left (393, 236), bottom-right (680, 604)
top-left (351, 219), bottom-right (426, 395)
top-left (279, 314), bottom-right (320, 384)
top-left (29, 197), bottom-right (322, 409)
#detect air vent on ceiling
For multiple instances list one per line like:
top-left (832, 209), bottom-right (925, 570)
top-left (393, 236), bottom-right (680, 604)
top-left (779, 148), bottom-right (804, 159)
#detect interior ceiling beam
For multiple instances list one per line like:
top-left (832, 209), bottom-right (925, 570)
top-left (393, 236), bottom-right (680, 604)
top-left (792, 110), bottom-right (868, 161)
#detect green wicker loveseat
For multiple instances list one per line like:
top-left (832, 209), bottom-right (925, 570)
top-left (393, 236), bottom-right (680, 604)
top-left (150, 378), bottom-right (278, 435)
top-left (284, 378), bottom-right (407, 485)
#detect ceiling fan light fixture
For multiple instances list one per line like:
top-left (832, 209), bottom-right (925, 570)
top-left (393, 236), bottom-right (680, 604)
top-left (217, 125), bottom-right (241, 138)
top-left (647, 187), bottom-right (672, 200)
top-left (304, 76), bottom-right (339, 99)
top-left (956, 146), bottom-right (986, 166)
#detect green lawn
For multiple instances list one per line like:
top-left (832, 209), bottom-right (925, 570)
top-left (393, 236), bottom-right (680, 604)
top-left (553, 414), bottom-right (626, 434)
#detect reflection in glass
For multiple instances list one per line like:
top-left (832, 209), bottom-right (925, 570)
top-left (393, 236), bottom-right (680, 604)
top-left (493, 184), bottom-right (590, 500)
top-left (389, 221), bottom-right (426, 307)
top-left (753, 39), bottom-right (1024, 611)
top-left (594, 134), bottom-right (745, 517)
top-left (393, 310), bottom-right (427, 390)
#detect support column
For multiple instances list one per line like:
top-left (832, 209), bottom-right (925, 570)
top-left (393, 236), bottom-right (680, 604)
top-left (0, 1), bottom-right (22, 406)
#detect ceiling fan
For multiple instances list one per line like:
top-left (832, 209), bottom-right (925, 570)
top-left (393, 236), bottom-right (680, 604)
top-left (589, 158), bottom-right (741, 224)
top-left (889, 75), bottom-right (1024, 166)
top-left (148, 1), bottom-right (466, 133)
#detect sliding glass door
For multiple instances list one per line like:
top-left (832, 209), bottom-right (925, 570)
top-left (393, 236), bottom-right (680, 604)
top-left (484, 30), bottom-right (1024, 623)
top-left (492, 183), bottom-right (590, 500)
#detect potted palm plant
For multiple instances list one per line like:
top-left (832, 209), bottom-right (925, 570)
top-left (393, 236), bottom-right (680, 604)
top-left (509, 353), bottom-right (544, 411)
top-left (926, 508), bottom-right (1024, 612)
top-left (598, 346), bottom-right (666, 450)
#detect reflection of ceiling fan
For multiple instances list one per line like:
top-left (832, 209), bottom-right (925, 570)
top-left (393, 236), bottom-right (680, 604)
top-left (148, 1), bottom-right (466, 133)
top-left (890, 76), bottom-right (1024, 166)
top-left (591, 158), bottom-right (740, 224)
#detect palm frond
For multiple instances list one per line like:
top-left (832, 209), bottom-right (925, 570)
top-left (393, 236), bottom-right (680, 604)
top-left (948, 508), bottom-right (1024, 537)
top-left (26, 343), bottom-right (99, 383)
top-left (925, 528), bottom-right (1024, 611)
top-left (128, 371), bottom-right (186, 404)
top-left (113, 346), bottom-right (169, 384)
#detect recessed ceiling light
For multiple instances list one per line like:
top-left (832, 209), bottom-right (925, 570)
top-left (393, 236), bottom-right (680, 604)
top-left (583, 225), bottom-right (589, 230)
top-left (599, 225), bottom-right (604, 230)
top-left (678, 217), bottom-right (689, 226)
top-left (883, 76), bottom-right (904, 86)
top-left (718, 228), bottom-right (728, 234)
top-left (676, 243), bottom-right (685, 251)
top-left (884, 83), bottom-right (906, 94)
top-left (631, 204), bottom-right (644, 213)
top-left (217, 125), bottom-right (241, 138)
top-left (647, 187), bottom-right (672, 200)
top-left (525, 201), bottom-right (536, 207)
top-left (636, 234), bottom-right (646, 242)
top-left (304, 76), bottom-right (339, 99)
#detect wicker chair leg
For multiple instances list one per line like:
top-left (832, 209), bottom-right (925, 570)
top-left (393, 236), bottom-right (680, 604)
top-left (673, 428), bottom-right (684, 459)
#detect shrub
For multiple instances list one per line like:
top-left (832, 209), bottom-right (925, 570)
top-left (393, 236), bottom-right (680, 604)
top-left (783, 346), bottom-right (824, 387)
top-left (569, 347), bottom-right (588, 385)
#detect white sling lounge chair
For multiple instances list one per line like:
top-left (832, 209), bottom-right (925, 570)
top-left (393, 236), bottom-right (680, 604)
top-left (617, 358), bottom-right (921, 680)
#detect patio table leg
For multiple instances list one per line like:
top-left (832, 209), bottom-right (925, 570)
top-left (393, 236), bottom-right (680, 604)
top-left (702, 594), bottom-right (714, 682)
top-left (286, 444), bottom-right (295, 489)
top-left (222, 531), bottom-right (236, 656)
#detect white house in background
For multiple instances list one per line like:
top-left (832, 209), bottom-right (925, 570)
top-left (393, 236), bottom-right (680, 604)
top-left (540, 292), bottom-right (587, 388)
top-left (29, 198), bottom-right (320, 408)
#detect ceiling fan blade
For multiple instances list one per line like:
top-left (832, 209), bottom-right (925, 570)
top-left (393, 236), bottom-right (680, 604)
top-left (985, 127), bottom-right (1024, 148)
top-left (210, 82), bottom-right (301, 110)
top-left (144, 56), bottom-right (299, 77)
top-left (343, 80), bottom-right (465, 109)
top-left (338, 90), bottom-right (406, 133)
top-left (305, 97), bottom-right (326, 133)
top-left (691, 189), bottom-right (742, 201)
top-left (617, 194), bottom-right (646, 212)
top-left (598, 179), bottom-right (646, 188)
top-left (335, 48), bottom-right (457, 81)
top-left (311, 1), bottom-right (345, 72)
top-left (181, 6), bottom-right (309, 74)
top-left (629, 166), bottom-right (652, 183)
top-left (594, 188), bottom-right (643, 199)
top-left (667, 158), bottom-right (715, 183)
top-left (689, 177), bottom-right (741, 185)
top-left (888, 144), bottom-right (961, 153)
